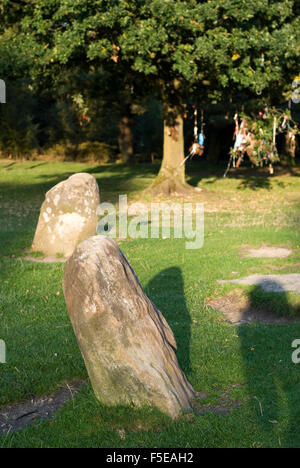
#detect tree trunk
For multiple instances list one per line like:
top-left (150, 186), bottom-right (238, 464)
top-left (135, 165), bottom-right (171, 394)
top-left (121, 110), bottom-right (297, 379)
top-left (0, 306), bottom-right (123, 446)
top-left (281, 132), bottom-right (296, 166)
top-left (118, 114), bottom-right (134, 164)
top-left (147, 112), bottom-right (197, 195)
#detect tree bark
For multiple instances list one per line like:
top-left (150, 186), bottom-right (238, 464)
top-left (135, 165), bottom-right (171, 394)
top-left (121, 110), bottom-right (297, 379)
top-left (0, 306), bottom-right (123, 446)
top-left (147, 112), bottom-right (197, 195)
top-left (281, 132), bottom-right (296, 166)
top-left (162, 113), bottom-right (185, 182)
top-left (118, 114), bottom-right (134, 164)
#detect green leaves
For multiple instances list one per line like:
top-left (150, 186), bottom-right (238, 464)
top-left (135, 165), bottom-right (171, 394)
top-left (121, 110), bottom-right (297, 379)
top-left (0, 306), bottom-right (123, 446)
top-left (1, 0), bottom-right (300, 108)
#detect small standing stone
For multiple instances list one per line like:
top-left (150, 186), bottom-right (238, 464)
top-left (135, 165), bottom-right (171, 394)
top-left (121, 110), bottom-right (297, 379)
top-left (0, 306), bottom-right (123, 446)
top-left (32, 173), bottom-right (100, 257)
top-left (63, 236), bottom-right (195, 418)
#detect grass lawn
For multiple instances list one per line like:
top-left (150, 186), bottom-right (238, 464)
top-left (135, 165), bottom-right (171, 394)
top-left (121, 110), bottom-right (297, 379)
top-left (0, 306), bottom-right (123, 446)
top-left (1, 159), bottom-right (300, 448)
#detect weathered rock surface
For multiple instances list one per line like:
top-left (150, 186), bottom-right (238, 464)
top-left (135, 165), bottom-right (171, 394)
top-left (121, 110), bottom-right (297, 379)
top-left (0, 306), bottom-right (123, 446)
top-left (63, 236), bottom-right (195, 418)
top-left (32, 173), bottom-right (100, 257)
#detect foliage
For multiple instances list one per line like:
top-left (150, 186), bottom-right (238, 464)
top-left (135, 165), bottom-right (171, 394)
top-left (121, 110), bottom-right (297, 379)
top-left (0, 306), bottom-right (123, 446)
top-left (0, 82), bottom-right (39, 158)
top-left (1, 1), bottom-right (300, 165)
top-left (230, 107), bottom-right (299, 166)
top-left (76, 141), bottom-right (117, 163)
top-left (10, 0), bottom-right (299, 108)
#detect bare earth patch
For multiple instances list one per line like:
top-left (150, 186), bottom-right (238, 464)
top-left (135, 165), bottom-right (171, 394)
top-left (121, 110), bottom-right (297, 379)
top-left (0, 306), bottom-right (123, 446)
top-left (192, 384), bottom-right (245, 416)
top-left (239, 245), bottom-right (292, 258)
top-left (21, 249), bottom-right (68, 263)
top-left (0, 381), bottom-right (85, 434)
top-left (208, 289), bottom-right (300, 325)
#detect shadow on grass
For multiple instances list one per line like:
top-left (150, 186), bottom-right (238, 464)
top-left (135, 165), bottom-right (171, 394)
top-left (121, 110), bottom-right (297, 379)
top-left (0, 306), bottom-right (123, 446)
top-left (237, 176), bottom-right (287, 191)
top-left (247, 283), bottom-right (300, 318)
top-left (1, 162), bottom-right (16, 170)
top-left (187, 161), bottom-right (300, 191)
top-left (146, 266), bottom-right (192, 376)
top-left (186, 161), bottom-right (223, 188)
top-left (237, 176), bottom-right (273, 190)
top-left (186, 162), bottom-right (292, 191)
top-left (238, 281), bottom-right (300, 447)
top-left (26, 162), bottom-right (48, 170)
top-left (0, 163), bottom-right (160, 205)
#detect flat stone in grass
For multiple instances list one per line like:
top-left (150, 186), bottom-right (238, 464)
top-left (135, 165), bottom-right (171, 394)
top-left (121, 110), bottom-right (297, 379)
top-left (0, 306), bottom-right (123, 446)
top-left (32, 173), bottom-right (100, 258)
top-left (240, 246), bottom-right (292, 258)
top-left (218, 274), bottom-right (300, 294)
top-left (63, 236), bottom-right (195, 418)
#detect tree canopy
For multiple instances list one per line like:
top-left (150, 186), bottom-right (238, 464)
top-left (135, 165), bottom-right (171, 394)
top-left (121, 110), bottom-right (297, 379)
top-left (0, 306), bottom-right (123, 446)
top-left (1, 1), bottom-right (299, 190)
top-left (4, 1), bottom-right (297, 103)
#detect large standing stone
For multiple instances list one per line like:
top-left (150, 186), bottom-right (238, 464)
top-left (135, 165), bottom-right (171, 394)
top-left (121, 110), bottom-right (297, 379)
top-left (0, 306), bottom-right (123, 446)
top-left (32, 173), bottom-right (100, 258)
top-left (63, 236), bottom-right (195, 418)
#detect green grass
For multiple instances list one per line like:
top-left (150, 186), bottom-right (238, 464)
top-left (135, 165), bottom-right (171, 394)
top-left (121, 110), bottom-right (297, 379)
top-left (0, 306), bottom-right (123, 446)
top-left (1, 159), bottom-right (300, 447)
